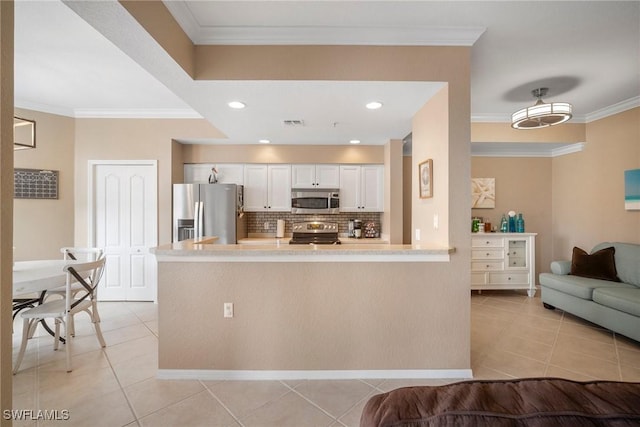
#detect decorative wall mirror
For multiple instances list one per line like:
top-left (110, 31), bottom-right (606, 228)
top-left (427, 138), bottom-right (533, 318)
top-left (14, 116), bottom-right (36, 150)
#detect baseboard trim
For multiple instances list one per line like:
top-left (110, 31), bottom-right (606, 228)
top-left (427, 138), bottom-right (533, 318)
top-left (157, 369), bottom-right (473, 381)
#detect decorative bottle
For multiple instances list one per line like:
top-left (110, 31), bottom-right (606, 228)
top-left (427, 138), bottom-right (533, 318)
top-left (500, 214), bottom-right (508, 233)
top-left (516, 213), bottom-right (525, 233)
top-left (508, 211), bottom-right (516, 232)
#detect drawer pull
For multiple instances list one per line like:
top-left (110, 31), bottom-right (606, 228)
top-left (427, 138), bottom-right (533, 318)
top-left (486, 253), bottom-right (490, 256)
top-left (508, 277), bottom-right (512, 280)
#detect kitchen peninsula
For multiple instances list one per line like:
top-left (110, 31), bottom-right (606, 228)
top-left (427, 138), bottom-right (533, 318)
top-left (151, 238), bottom-right (470, 381)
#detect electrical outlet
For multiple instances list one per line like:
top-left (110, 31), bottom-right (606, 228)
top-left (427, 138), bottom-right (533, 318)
top-left (224, 302), bottom-right (233, 318)
top-left (263, 221), bottom-right (270, 230)
top-left (415, 228), bottom-right (421, 241)
top-left (433, 214), bottom-right (439, 230)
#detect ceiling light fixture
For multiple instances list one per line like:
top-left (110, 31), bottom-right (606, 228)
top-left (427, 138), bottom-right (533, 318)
top-left (228, 101), bottom-right (246, 109)
top-left (259, 139), bottom-right (270, 144)
top-left (349, 139), bottom-right (361, 144)
top-left (511, 88), bottom-right (572, 130)
top-left (366, 101), bottom-right (383, 110)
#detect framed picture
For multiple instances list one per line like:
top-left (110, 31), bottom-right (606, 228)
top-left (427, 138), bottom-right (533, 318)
top-left (471, 178), bottom-right (496, 208)
top-left (419, 159), bottom-right (433, 199)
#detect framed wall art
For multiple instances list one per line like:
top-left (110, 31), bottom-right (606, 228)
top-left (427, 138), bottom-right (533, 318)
top-left (624, 169), bottom-right (640, 210)
top-left (419, 159), bottom-right (433, 199)
top-left (471, 178), bottom-right (496, 208)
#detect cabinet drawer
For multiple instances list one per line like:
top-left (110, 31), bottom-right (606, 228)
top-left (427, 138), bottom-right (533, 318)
top-left (507, 248), bottom-right (526, 258)
top-left (507, 257), bottom-right (526, 268)
top-left (508, 240), bottom-right (526, 249)
top-left (472, 237), bottom-right (504, 248)
top-left (472, 249), bottom-right (504, 260)
top-left (472, 261), bottom-right (504, 271)
top-left (471, 272), bottom-right (487, 285)
top-left (488, 272), bottom-right (529, 285)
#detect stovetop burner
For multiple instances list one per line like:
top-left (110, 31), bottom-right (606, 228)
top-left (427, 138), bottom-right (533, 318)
top-left (289, 221), bottom-right (341, 245)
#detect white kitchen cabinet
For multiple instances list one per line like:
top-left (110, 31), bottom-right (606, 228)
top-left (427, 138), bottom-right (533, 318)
top-left (214, 164), bottom-right (244, 184)
top-left (291, 164), bottom-right (340, 189)
top-left (243, 164), bottom-right (291, 212)
top-left (267, 164), bottom-right (292, 211)
top-left (184, 163), bottom-right (214, 183)
top-left (471, 233), bottom-right (537, 297)
top-left (184, 163), bottom-right (244, 184)
top-left (339, 165), bottom-right (384, 212)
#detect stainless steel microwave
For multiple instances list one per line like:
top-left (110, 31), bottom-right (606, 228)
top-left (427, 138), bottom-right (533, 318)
top-left (291, 189), bottom-right (339, 214)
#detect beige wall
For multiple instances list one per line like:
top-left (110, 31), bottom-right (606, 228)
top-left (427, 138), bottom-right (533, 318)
top-left (471, 157), bottom-right (553, 278)
top-left (403, 156), bottom-right (412, 244)
top-left (383, 139), bottom-right (403, 243)
top-left (472, 122), bottom-right (586, 143)
top-left (13, 109), bottom-right (75, 260)
top-left (552, 107), bottom-right (640, 258)
top-left (159, 261), bottom-right (470, 371)
top-left (1, 0), bottom-right (13, 419)
top-left (182, 143), bottom-right (384, 165)
top-left (74, 118), bottom-right (223, 246)
top-left (412, 85), bottom-right (450, 246)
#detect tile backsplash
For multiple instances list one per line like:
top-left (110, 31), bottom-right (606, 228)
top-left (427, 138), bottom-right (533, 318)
top-left (246, 212), bottom-right (382, 236)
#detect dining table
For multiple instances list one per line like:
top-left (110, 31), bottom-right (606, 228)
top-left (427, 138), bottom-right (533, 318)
top-left (13, 259), bottom-right (81, 341)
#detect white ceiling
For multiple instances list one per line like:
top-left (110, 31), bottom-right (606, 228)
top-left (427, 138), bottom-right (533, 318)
top-left (13, 1), bottom-right (640, 146)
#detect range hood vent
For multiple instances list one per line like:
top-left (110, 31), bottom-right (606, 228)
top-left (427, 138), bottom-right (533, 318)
top-left (283, 119), bottom-right (305, 127)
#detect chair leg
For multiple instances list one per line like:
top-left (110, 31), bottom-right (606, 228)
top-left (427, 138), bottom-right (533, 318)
top-left (13, 319), bottom-right (33, 375)
top-left (53, 319), bottom-right (61, 351)
top-left (62, 316), bottom-right (72, 372)
top-left (91, 310), bottom-right (107, 348)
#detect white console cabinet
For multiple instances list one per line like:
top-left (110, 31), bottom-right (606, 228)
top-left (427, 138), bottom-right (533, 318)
top-left (471, 233), bottom-right (537, 297)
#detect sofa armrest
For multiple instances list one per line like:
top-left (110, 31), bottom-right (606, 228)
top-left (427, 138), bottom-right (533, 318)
top-left (551, 261), bottom-right (571, 275)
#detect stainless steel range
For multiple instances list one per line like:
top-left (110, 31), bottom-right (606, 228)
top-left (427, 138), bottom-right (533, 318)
top-left (289, 221), bottom-right (341, 245)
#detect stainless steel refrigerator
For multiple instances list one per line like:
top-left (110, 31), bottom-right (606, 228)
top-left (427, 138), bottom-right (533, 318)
top-left (173, 183), bottom-right (246, 243)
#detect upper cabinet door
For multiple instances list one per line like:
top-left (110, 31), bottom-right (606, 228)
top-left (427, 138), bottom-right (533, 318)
top-left (360, 165), bottom-right (384, 212)
top-left (243, 164), bottom-right (268, 211)
top-left (184, 164), bottom-right (214, 183)
top-left (291, 164), bottom-right (316, 188)
top-left (339, 165), bottom-right (361, 212)
top-left (315, 164), bottom-right (340, 188)
top-left (267, 164), bottom-right (292, 211)
top-left (215, 164), bottom-right (244, 185)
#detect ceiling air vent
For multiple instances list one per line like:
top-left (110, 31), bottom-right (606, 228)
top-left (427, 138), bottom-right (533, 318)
top-left (283, 119), bottom-right (305, 127)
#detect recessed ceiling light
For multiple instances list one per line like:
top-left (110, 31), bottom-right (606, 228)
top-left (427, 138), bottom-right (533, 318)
top-left (350, 139), bottom-right (361, 144)
top-left (228, 101), bottom-right (246, 109)
top-left (259, 139), bottom-right (270, 144)
top-left (366, 101), bottom-right (383, 110)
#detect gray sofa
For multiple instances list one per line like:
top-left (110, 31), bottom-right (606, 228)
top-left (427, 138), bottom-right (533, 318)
top-left (539, 242), bottom-right (640, 342)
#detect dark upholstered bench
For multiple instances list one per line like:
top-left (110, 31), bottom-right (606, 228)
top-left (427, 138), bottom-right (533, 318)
top-left (360, 378), bottom-right (640, 426)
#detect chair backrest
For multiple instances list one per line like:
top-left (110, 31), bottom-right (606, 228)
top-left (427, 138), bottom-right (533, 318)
top-left (63, 257), bottom-right (106, 310)
top-left (61, 247), bottom-right (104, 262)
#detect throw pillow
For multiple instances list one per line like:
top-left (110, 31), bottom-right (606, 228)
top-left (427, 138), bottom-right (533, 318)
top-left (570, 246), bottom-right (620, 282)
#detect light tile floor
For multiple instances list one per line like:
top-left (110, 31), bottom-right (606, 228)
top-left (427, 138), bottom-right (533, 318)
top-left (11, 290), bottom-right (640, 426)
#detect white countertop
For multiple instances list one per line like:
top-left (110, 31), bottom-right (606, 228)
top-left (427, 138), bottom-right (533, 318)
top-left (152, 237), bottom-right (453, 263)
top-left (238, 237), bottom-right (389, 245)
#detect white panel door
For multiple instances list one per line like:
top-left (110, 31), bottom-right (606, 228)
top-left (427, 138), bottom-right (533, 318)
top-left (94, 162), bottom-right (157, 301)
top-left (243, 164), bottom-right (268, 211)
top-left (315, 164), bottom-right (340, 188)
top-left (291, 164), bottom-right (316, 188)
top-left (361, 165), bottom-right (384, 212)
top-left (267, 164), bottom-right (292, 211)
top-left (339, 165), bottom-right (361, 212)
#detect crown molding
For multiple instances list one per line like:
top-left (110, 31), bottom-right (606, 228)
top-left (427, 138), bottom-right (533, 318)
top-left (471, 142), bottom-right (585, 158)
top-left (15, 100), bottom-right (75, 118)
top-left (189, 25), bottom-right (486, 46)
top-left (585, 96), bottom-right (640, 123)
top-left (162, 2), bottom-right (486, 47)
top-left (73, 108), bottom-right (202, 119)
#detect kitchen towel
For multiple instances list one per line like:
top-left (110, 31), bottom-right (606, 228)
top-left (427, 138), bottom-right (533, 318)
top-left (276, 219), bottom-right (285, 238)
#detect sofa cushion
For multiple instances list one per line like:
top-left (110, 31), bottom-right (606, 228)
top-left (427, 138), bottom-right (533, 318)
top-left (592, 242), bottom-right (640, 287)
top-left (360, 378), bottom-right (640, 427)
top-left (593, 287), bottom-right (640, 317)
top-left (539, 273), bottom-right (634, 300)
top-left (571, 246), bottom-right (620, 282)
